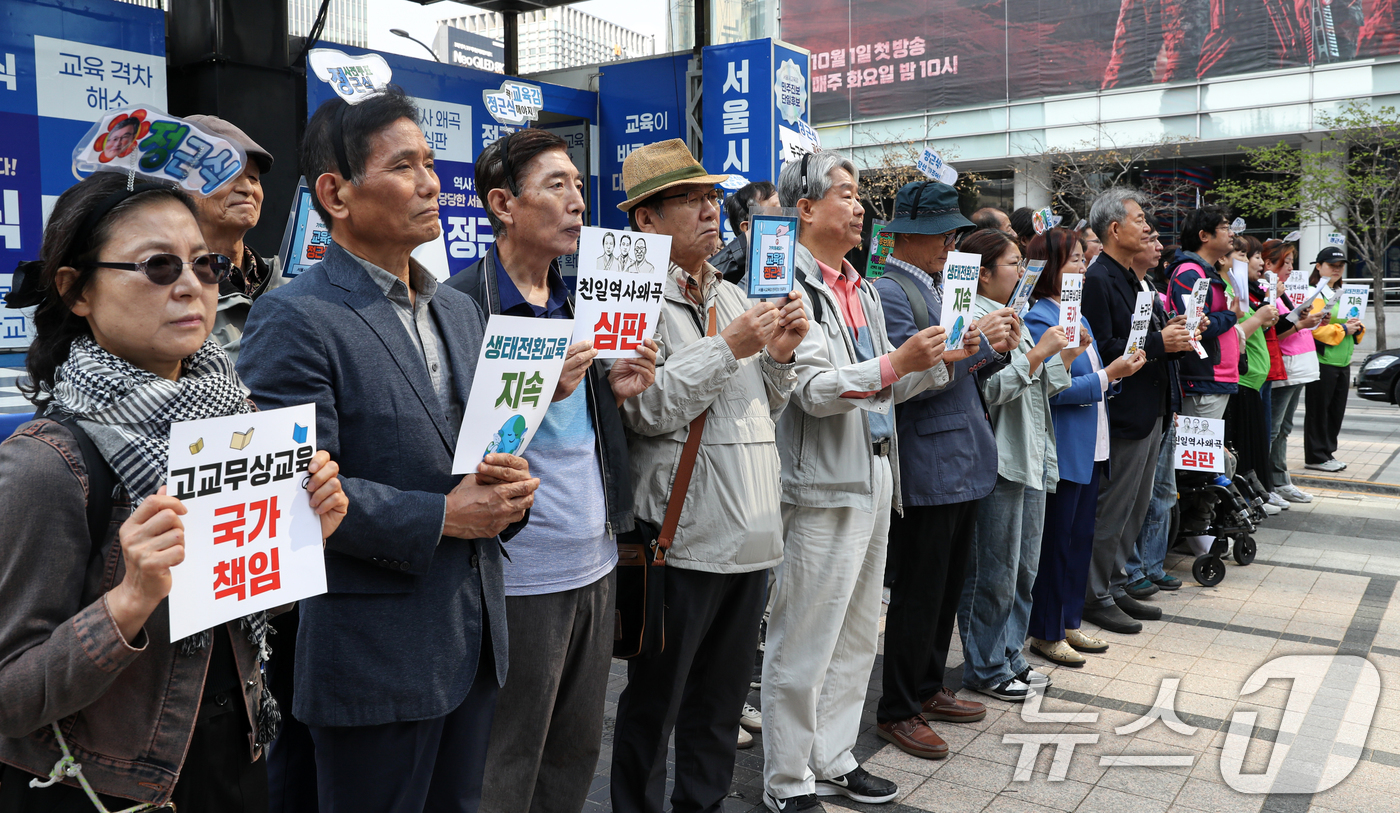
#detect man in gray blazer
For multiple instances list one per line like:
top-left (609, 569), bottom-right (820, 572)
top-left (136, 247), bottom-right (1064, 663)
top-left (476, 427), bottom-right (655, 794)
top-left (238, 88), bottom-right (538, 813)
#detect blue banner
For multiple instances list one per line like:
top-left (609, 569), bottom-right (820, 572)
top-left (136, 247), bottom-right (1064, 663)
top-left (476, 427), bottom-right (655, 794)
top-left (305, 47), bottom-right (597, 278)
top-left (0, 0), bottom-right (167, 349)
top-left (596, 53), bottom-right (690, 230)
top-left (702, 39), bottom-right (810, 243)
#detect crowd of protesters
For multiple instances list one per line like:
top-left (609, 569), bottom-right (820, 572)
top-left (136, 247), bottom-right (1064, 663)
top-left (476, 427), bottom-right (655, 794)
top-left (0, 86), bottom-right (1369, 813)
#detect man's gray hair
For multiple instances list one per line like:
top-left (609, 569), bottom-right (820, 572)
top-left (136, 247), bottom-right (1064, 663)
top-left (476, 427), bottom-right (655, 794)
top-left (1089, 187), bottom-right (1149, 240)
top-left (777, 152), bottom-right (860, 207)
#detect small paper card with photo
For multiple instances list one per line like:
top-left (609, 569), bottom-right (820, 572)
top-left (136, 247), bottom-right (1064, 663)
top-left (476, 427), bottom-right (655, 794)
top-left (1123, 290), bottom-right (1154, 360)
top-left (1185, 277), bottom-right (1210, 359)
top-left (572, 226), bottom-right (669, 358)
top-left (939, 251), bottom-right (980, 352)
top-left (165, 404), bottom-right (325, 642)
top-left (1058, 272), bottom-right (1084, 345)
top-left (746, 211), bottom-right (799, 299)
top-left (1007, 260), bottom-right (1045, 316)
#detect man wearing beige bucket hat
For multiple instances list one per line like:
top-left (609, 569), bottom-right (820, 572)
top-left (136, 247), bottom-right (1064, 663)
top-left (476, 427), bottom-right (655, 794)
top-left (608, 139), bottom-right (809, 813)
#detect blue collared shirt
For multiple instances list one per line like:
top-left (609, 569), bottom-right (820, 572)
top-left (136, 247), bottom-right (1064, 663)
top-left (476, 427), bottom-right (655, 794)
top-left (493, 246), bottom-right (571, 320)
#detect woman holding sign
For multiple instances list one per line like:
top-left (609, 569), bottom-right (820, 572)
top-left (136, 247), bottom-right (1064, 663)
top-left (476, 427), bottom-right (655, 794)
top-left (1022, 228), bottom-right (1145, 668)
top-left (1223, 236), bottom-right (1282, 513)
top-left (1304, 247), bottom-right (1364, 472)
top-left (0, 173), bottom-right (347, 812)
top-left (957, 229), bottom-right (1074, 701)
top-left (1263, 239), bottom-right (1322, 502)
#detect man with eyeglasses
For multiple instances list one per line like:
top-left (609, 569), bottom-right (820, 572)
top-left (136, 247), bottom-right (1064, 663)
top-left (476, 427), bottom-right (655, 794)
top-left (871, 182), bottom-right (1019, 761)
top-left (1082, 227), bottom-right (1104, 264)
top-left (445, 128), bottom-right (657, 813)
top-left (607, 139), bottom-right (808, 813)
top-left (1168, 205), bottom-right (1241, 422)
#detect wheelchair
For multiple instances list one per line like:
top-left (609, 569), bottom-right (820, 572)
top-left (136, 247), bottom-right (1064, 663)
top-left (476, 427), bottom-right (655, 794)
top-left (1169, 449), bottom-right (1265, 586)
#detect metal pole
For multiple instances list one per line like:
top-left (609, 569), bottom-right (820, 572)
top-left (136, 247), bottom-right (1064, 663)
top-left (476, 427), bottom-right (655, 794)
top-left (503, 11), bottom-right (519, 76)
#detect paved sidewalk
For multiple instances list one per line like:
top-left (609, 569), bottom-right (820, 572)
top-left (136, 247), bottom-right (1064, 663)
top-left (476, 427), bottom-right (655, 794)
top-left (1287, 388), bottom-right (1400, 494)
top-left (586, 487), bottom-right (1400, 813)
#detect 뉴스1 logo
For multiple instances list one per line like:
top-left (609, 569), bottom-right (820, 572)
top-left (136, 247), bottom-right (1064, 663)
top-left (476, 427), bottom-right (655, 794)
top-left (483, 80), bottom-right (543, 126)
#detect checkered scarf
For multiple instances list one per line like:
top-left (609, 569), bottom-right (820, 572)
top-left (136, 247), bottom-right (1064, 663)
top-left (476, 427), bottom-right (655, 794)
top-left (48, 336), bottom-right (281, 745)
top-left (49, 336), bottom-right (253, 503)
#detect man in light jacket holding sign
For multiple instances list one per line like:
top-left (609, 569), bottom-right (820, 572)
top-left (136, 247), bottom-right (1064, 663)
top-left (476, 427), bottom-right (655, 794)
top-left (444, 128), bottom-right (658, 813)
top-left (238, 88), bottom-right (539, 813)
top-left (607, 139), bottom-right (807, 813)
top-left (763, 153), bottom-right (954, 811)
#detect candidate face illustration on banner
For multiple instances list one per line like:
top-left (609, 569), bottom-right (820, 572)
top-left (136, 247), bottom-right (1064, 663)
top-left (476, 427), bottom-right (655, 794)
top-left (73, 107), bottom-right (248, 197)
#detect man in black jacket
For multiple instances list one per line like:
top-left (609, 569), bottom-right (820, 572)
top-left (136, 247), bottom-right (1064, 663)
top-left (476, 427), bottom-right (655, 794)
top-left (445, 128), bottom-right (656, 813)
top-left (1079, 189), bottom-right (1193, 634)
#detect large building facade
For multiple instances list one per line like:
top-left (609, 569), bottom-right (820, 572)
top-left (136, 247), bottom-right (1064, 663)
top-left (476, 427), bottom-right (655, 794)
top-left (289, 0), bottom-right (367, 49)
top-left (439, 6), bottom-right (654, 74)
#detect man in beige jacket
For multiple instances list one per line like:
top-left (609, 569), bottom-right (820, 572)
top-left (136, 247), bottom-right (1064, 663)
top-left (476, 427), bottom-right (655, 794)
top-left (608, 140), bottom-right (808, 813)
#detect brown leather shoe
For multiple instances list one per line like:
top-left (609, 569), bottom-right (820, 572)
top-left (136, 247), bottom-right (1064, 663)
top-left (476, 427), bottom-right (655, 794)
top-left (877, 716), bottom-right (949, 760)
top-left (921, 687), bottom-right (987, 723)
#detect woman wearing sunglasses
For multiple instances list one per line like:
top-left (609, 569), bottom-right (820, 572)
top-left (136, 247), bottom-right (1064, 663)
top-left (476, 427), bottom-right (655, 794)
top-left (0, 172), bottom-right (348, 812)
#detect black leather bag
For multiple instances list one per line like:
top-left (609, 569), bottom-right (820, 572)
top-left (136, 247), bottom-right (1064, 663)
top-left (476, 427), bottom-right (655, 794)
top-left (613, 519), bottom-right (664, 659)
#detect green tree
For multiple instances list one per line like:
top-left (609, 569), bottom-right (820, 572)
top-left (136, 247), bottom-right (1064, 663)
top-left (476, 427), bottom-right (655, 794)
top-left (1213, 101), bottom-right (1400, 349)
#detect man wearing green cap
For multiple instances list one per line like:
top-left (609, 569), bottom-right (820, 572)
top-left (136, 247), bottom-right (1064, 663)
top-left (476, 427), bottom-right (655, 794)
top-left (870, 181), bottom-right (1020, 759)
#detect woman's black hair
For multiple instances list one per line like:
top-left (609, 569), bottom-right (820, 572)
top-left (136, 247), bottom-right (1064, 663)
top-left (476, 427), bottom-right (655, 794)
top-left (724, 180), bottom-right (777, 235)
top-left (21, 172), bottom-right (196, 407)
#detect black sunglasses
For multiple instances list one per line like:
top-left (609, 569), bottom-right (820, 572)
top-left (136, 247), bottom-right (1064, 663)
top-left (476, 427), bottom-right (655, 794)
top-left (89, 253), bottom-right (233, 286)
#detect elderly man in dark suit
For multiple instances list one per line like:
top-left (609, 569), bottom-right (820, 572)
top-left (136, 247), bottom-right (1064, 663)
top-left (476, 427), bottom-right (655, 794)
top-left (237, 87), bottom-right (538, 813)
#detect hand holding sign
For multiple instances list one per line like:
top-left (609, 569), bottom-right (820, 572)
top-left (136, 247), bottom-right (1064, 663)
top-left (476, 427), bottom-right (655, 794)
top-left (891, 324), bottom-right (949, 376)
top-left (723, 301), bottom-right (782, 358)
top-left (766, 291), bottom-right (809, 363)
top-left (445, 456), bottom-right (538, 538)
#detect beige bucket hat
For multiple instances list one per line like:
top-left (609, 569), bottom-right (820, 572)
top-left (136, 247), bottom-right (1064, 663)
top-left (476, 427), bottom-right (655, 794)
top-left (617, 138), bottom-right (728, 212)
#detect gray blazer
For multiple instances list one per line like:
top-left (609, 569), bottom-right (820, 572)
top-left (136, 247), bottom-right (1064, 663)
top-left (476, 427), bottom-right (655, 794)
top-left (237, 241), bottom-right (510, 728)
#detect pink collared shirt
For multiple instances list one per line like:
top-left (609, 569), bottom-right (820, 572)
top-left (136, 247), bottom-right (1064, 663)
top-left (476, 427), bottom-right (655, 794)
top-left (816, 259), bottom-right (898, 397)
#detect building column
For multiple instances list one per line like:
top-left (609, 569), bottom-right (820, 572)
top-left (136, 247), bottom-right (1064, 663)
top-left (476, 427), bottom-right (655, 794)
top-left (1014, 158), bottom-right (1052, 210)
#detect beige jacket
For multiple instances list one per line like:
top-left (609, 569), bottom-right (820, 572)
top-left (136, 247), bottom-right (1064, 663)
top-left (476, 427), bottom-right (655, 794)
top-left (617, 262), bottom-right (797, 573)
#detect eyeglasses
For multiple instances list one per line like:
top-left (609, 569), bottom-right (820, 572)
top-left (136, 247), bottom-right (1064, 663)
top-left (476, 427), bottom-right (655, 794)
top-left (89, 253), bottom-right (233, 285)
top-left (995, 260), bottom-right (1028, 271)
top-left (660, 188), bottom-right (723, 209)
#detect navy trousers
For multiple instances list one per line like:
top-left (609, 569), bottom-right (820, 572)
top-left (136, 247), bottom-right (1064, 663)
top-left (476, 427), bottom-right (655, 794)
top-left (310, 641), bottom-right (498, 813)
top-left (1029, 463), bottom-right (1102, 642)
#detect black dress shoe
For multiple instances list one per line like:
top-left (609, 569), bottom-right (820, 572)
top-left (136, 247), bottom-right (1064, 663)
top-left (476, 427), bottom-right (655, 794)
top-left (1115, 594), bottom-right (1163, 620)
top-left (1082, 603), bottom-right (1143, 634)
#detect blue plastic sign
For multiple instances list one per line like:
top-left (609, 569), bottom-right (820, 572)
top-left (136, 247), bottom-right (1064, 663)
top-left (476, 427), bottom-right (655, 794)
top-left (72, 107), bottom-right (247, 196)
top-left (483, 79), bottom-right (543, 126)
top-left (277, 179), bottom-right (329, 279)
top-left (747, 213), bottom-right (799, 299)
top-left (597, 53), bottom-right (690, 228)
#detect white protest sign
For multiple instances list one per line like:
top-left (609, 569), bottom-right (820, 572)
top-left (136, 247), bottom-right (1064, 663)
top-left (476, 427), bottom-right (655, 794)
top-left (1186, 277), bottom-right (1210, 359)
top-left (1124, 290), bottom-right (1154, 359)
top-left (165, 404), bottom-right (325, 642)
top-left (308, 49), bottom-right (392, 104)
top-left (1007, 259), bottom-right (1045, 316)
top-left (939, 251), bottom-right (980, 351)
top-left (453, 315), bottom-right (575, 474)
top-left (1285, 269), bottom-right (1309, 302)
top-left (1230, 217), bottom-right (1246, 233)
top-left (916, 147), bottom-right (958, 185)
top-left (72, 107), bottom-right (248, 197)
top-left (1264, 271), bottom-right (1279, 299)
top-left (572, 226), bottom-right (669, 358)
top-left (1340, 284), bottom-right (1369, 320)
top-left (1175, 415), bottom-right (1226, 473)
top-left (1059, 272), bottom-right (1083, 345)
top-left (1229, 258), bottom-right (1249, 303)
top-left (1288, 281), bottom-right (1333, 321)
top-left (1327, 232), bottom-right (1345, 247)
top-left (1032, 207), bottom-right (1061, 235)
top-left (1282, 230), bottom-right (1302, 243)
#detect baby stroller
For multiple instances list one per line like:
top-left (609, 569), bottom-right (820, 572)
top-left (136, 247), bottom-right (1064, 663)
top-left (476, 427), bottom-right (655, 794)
top-left (1171, 453), bottom-right (1264, 586)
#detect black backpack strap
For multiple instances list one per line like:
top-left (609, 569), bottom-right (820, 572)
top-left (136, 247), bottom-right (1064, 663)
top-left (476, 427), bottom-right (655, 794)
top-left (50, 415), bottom-right (115, 554)
top-left (886, 270), bottom-right (931, 332)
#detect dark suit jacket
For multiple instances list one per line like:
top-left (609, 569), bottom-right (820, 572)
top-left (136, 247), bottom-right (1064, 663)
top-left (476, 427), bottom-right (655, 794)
top-left (237, 241), bottom-right (510, 728)
top-left (1081, 251), bottom-right (1183, 441)
top-left (873, 260), bottom-right (1005, 507)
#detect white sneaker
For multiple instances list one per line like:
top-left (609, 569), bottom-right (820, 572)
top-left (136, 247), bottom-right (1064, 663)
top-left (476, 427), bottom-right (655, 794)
top-left (1267, 492), bottom-right (1290, 510)
top-left (1306, 459), bottom-right (1346, 472)
top-left (1262, 502), bottom-right (1281, 516)
top-left (1017, 667), bottom-right (1051, 686)
top-left (741, 703), bottom-right (762, 732)
top-left (1277, 484), bottom-right (1313, 503)
top-left (738, 726), bottom-right (754, 749)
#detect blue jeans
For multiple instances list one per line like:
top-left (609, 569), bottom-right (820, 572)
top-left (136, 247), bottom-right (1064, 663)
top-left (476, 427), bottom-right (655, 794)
top-left (958, 476), bottom-right (1046, 689)
top-left (1126, 421), bottom-right (1176, 585)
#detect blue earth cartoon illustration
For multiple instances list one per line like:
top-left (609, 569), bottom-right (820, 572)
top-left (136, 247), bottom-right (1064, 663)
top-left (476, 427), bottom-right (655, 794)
top-left (486, 415), bottom-right (528, 456)
top-left (1347, 306), bottom-right (1360, 319)
top-left (946, 314), bottom-right (966, 347)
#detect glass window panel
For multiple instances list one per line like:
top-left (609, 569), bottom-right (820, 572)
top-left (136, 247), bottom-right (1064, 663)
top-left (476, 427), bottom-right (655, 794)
top-left (816, 125), bottom-right (851, 149)
top-left (1044, 98), bottom-right (1098, 127)
top-left (932, 132), bottom-right (1006, 161)
top-left (1010, 129), bottom-right (1046, 156)
top-left (1044, 124), bottom-right (1099, 151)
top-left (1314, 66), bottom-right (1371, 99)
top-left (929, 107), bottom-right (1008, 137)
top-left (1010, 103), bottom-right (1044, 129)
top-left (1202, 104), bottom-right (1310, 139)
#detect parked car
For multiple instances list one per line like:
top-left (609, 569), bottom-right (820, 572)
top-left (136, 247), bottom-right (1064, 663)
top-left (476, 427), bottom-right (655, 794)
top-left (1356, 349), bottom-right (1400, 405)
